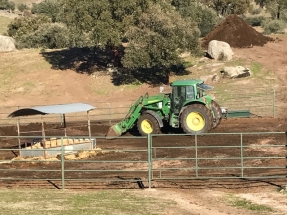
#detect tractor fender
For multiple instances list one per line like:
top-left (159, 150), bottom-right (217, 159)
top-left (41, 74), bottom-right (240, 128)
top-left (179, 101), bottom-right (207, 115)
top-left (144, 110), bottom-right (164, 128)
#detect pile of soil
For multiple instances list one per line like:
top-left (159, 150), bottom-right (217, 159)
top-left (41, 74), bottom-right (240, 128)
top-left (202, 14), bottom-right (275, 48)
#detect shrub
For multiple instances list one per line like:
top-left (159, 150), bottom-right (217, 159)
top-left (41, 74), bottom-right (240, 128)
top-left (172, 1), bottom-right (220, 37)
top-left (29, 23), bottom-right (69, 49)
top-left (8, 15), bottom-right (51, 38)
top-left (8, 15), bottom-right (69, 49)
top-left (250, 8), bottom-right (262, 15)
top-left (9, 20), bottom-right (69, 49)
top-left (0, 0), bottom-right (15, 11)
top-left (280, 9), bottom-right (287, 22)
top-left (17, 3), bottom-right (29, 12)
top-left (197, 6), bottom-right (221, 37)
top-left (244, 15), bottom-right (266, 27)
top-left (262, 18), bottom-right (286, 34)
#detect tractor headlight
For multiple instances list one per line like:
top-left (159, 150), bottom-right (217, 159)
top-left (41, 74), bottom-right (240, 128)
top-left (158, 102), bottom-right (163, 109)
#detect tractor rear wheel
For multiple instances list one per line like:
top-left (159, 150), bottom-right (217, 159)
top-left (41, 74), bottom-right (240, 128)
top-left (180, 104), bottom-right (212, 134)
top-left (211, 100), bottom-right (222, 128)
top-left (137, 113), bottom-right (160, 136)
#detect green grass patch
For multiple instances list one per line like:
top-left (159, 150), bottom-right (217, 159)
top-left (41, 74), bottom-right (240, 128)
top-left (22, 81), bottom-right (35, 87)
top-left (124, 84), bottom-right (141, 90)
top-left (0, 189), bottom-right (176, 215)
top-left (0, 16), bottom-right (12, 35)
top-left (182, 61), bottom-right (193, 68)
top-left (226, 194), bottom-right (273, 212)
top-left (251, 61), bottom-right (263, 76)
top-left (223, 58), bottom-right (247, 67)
top-left (93, 89), bottom-right (108, 95)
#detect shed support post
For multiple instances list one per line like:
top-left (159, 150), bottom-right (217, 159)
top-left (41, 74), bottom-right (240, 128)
top-left (87, 111), bottom-right (92, 149)
top-left (63, 114), bottom-right (67, 137)
top-left (41, 116), bottom-right (46, 159)
top-left (17, 119), bottom-right (21, 154)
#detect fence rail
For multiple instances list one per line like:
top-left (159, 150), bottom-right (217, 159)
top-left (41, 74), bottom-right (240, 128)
top-left (0, 132), bottom-right (286, 189)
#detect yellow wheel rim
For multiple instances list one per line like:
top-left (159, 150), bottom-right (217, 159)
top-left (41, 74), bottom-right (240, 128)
top-left (141, 119), bottom-right (153, 134)
top-left (186, 112), bottom-right (205, 131)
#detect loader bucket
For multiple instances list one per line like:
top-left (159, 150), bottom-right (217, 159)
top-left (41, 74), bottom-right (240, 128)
top-left (106, 124), bottom-right (123, 139)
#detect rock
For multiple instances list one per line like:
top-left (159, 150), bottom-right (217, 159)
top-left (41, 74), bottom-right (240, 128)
top-left (200, 74), bottom-right (219, 83)
top-left (221, 66), bottom-right (251, 79)
top-left (207, 40), bottom-right (234, 61)
top-left (0, 35), bottom-right (16, 52)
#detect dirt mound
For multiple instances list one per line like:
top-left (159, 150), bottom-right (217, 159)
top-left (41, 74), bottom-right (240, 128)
top-left (202, 14), bottom-right (274, 48)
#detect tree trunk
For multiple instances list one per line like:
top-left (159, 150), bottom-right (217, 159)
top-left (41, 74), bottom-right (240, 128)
top-left (164, 71), bottom-right (170, 85)
top-left (277, 5), bottom-right (281, 19)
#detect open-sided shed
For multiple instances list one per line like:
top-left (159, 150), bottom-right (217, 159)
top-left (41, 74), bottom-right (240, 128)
top-left (8, 103), bottom-right (96, 158)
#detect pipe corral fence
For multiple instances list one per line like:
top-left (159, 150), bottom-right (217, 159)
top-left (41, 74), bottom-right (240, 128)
top-left (0, 133), bottom-right (286, 189)
top-left (0, 87), bottom-right (281, 126)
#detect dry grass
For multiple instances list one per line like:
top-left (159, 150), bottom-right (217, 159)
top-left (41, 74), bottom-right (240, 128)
top-left (0, 16), bottom-right (12, 35)
top-left (0, 189), bottom-right (176, 215)
top-left (0, 49), bottom-right (51, 99)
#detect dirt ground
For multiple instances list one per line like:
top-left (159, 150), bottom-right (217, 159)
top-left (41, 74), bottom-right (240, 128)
top-left (0, 117), bottom-right (286, 214)
top-left (1, 21), bottom-right (287, 214)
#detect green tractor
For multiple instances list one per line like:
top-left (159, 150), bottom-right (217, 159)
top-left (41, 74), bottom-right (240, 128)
top-left (106, 79), bottom-right (222, 138)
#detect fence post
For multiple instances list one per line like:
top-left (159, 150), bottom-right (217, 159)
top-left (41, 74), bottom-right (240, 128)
top-left (61, 137), bottom-right (65, 189)
top-left (60, 114), bottom-right (64, 125)
top-left (195, 134), bottom-right (198, 178)
top-left (148, 134), bottom-right (152, 189)
top-left (240, 133), bottom-right (244, 178)
top-left (285, 132), bottom-right (287, 189)
top-left (108, 103), bottom-right (111, 125)
top-left (273, 89), bottom-right (276, 118)
top-left (17, 106), bottom-right (20, 127)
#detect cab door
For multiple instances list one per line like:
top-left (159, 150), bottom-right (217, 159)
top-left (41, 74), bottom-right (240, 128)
top-left (171, 86), bottom-right (186, 114)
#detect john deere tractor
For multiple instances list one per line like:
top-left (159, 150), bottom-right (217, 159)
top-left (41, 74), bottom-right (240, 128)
top-left (106, 79), bottom-right (222, 138)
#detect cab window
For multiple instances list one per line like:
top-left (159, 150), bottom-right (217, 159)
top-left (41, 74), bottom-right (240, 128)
top-left (186, 86), bottom-right (194, 99)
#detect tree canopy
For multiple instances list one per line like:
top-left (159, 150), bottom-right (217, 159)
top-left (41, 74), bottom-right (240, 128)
top-left (56, 0), bottom-right (201, 70)
top-left (31, 0), bottom-right (61, 22)
top-left (196, 0), bottom-right (252, 16)
top-left (123, 3), bottom-right (200, 69)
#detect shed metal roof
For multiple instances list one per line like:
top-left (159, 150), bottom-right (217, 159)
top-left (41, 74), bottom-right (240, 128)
top-left (8, 103), bottom-right (96, 118)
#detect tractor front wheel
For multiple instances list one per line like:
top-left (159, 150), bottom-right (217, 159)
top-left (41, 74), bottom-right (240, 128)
top-left (137, 113), bottom-right (160, 136)
top-left (180, 104), bottom-right (212, 134)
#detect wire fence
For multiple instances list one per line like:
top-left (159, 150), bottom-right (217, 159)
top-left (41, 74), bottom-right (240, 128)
top-left (0, 87), bottom-right (279, 126)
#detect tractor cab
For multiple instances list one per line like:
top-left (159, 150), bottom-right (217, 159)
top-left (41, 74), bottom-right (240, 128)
top-left (170, 80), bottom-right (213, 114)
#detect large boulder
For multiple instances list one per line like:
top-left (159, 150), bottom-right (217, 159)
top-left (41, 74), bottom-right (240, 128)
top-left (207, 40), bottom-right (233, 61)
top-left (0, 35), bottom-right (16, 52)
top-left (221, 66), bottom-right (251, 79)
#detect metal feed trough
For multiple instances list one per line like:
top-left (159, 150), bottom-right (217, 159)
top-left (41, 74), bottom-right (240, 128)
top-left (221, 107), bottom-right (251, 118)
top-left (8, 103), bottom-right (96, 158)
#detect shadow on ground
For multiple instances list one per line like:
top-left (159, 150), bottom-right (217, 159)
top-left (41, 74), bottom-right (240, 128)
top-left (41, 47), bottom-right (111, 75)
top-left (111, 65), bottom-right (190, 87)
top-left (41, 47), bottom-right (191, 86)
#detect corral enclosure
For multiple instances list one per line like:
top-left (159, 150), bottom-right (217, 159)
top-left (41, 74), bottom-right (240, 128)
top-left (0, 117), bottom-right (286, 191)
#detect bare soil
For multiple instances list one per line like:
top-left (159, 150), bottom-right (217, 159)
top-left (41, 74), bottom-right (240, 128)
top-left (0, 118), bottom-right (287, 214)
top-left (1, 17), bottom-right (287, 214)
top-left (202, 14), bottom-right (274, 48)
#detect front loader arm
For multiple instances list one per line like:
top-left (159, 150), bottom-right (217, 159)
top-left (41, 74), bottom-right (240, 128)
top-left (106, 94), bottom-right (149, 138)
